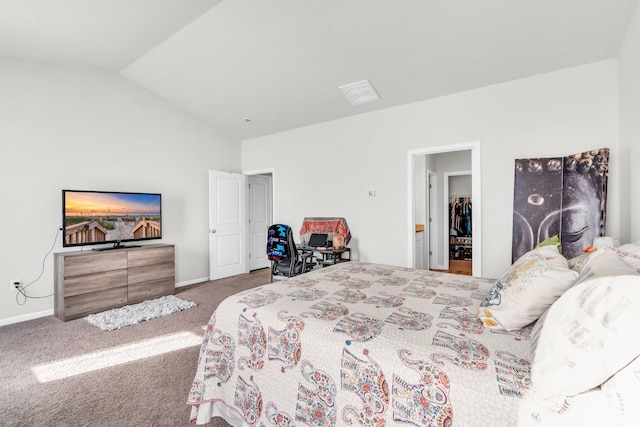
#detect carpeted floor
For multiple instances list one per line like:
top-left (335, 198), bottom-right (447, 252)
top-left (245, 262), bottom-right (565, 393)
top-left (0, 268), bottom-right (270, 427)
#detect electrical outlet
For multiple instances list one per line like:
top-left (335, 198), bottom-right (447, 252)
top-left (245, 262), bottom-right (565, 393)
top-left (9, 279), bottom-right (21, 292)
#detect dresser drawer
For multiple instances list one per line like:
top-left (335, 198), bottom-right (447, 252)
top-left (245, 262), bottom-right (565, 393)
top-left (64, 269), bottom-right (127, 297)
top-left (64, 252), bottom-right (127, 277)
top-left (128, 246), bottom-right (175, 268)
top-left (64, 286), bottom-right (128, 320)
top-left (128, 277), bottom-right (175, 303)
top-left (128, 261), bottom-right (175, 285)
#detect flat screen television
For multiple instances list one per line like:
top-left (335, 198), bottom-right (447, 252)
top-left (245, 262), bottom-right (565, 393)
top-left (62, 189), bottom-right (162, 250)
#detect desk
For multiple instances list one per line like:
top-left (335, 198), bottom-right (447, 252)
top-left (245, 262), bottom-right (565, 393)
top-left (313, 247), bottom-right (351, 267)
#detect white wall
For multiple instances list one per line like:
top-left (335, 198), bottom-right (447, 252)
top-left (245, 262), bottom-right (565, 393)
top-left (619, 4), bottom-right (640, 242)
top-left (0, 58), bottom-right (240, 322)
top-left (449, 175), bottom-right (472, 197)
top-left (242, 60), bottom-right (620, 278)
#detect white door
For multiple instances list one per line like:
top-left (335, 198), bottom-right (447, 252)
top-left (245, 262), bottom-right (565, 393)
top-left (248, 175), bottom-right (272, 270)
top-left (209, 171), bottom-right (247, 280)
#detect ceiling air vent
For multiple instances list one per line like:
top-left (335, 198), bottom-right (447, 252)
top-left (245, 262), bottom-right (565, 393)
top-left (339, 79), bottom-right (380, 105)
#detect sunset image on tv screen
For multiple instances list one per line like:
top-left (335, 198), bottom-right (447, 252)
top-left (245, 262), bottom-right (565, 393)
top-left (64, 191), bottom-right (161, 246)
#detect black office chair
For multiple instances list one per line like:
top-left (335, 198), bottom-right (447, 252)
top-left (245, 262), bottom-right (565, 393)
top-left (267, 224), bottom-right (315, 282)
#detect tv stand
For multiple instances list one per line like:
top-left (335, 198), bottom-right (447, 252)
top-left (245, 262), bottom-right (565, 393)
top-left (54, 244), bottom-right (175, 321)
top-left (93, 243), bottom-right (141, 251)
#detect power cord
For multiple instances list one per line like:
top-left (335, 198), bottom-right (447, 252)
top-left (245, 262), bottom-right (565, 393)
top-left (15, 226), bottom-right (60, 305)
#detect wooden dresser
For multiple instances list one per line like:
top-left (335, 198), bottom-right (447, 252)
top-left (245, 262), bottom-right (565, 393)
top-left (54, 244), bottom-right (175, 321)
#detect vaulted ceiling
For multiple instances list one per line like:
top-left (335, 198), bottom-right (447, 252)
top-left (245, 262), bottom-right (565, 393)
top-left (1, 0), bottom-right (637, 141)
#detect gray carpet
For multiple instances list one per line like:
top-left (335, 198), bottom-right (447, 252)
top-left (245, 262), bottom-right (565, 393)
top-left (0, 268), bottom-right (270, 427)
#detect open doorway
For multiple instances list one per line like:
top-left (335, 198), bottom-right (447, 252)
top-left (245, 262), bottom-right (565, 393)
top-left (408, 142), bottom-right (482, 277)
top-left (445, 171), bottom-right (472, 275)
top-left (247, 173), bottom-right (273, 271)
top-left (245, 169), bottom-right (274, 271)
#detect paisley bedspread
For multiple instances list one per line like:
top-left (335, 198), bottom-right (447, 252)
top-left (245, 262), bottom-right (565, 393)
top-left (187, 262), bottom-right (615, 426)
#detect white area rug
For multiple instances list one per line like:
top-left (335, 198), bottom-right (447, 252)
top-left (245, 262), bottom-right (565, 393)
top-left (85, 295), bottom-right (197, 331)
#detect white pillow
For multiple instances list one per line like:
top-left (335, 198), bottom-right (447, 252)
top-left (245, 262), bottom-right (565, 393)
top-left (603, 242), bottom-right (640, 272)
top-left (601, 355), bottom-right (640, 425)
top-left (575, 248), bottom-right (640, 284)
top-left (530, 252), bottom-right (640, 397)
top-left (477, 245), bottom-right (578, 331)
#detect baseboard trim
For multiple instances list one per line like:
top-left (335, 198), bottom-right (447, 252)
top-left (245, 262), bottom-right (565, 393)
top-left (175, 277), bottom-right (209, 288)
top-left (0, 309), bottom-right (54, 327)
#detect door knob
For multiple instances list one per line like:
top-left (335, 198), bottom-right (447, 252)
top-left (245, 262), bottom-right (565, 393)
top-left (210, 229), bottom-right (217, 233)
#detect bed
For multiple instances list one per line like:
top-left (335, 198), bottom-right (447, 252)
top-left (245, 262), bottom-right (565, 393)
top-left (187, 248), bottom-right (639, 426)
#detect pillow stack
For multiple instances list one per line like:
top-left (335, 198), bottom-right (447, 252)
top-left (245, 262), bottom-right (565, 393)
top-left (478, 241), bottom-right (640, 424)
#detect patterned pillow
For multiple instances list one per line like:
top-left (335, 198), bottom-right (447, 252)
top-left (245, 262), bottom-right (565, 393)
top-left (477, 245), bottom-right (578, 331)
top-left (530, 252), bottom-right (640, 397)
top-left (601, 355), bottom-right (640, 424)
